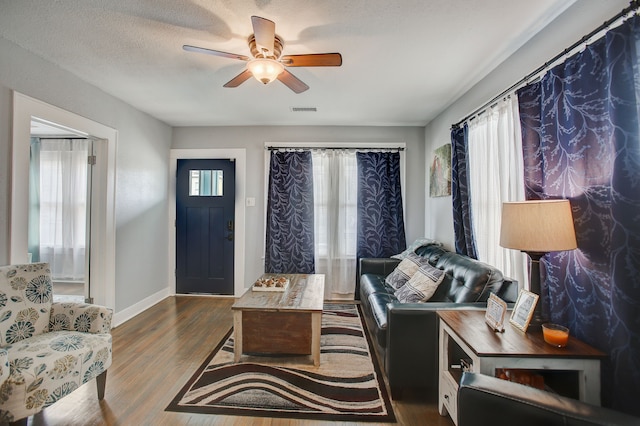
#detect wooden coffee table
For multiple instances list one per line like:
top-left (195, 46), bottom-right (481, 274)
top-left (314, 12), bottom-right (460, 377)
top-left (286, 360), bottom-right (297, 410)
top-left (232, 273), bottom-right (325, 366)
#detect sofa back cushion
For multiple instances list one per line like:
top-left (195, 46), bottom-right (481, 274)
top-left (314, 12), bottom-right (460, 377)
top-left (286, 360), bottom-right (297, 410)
top-left (391, 238), bottom-right (442, 260)
top-left (0, 263), bottom-right (53, 346)
top-left (429, 253), bottom-right (505, 303)
top-left (414, 244), bottom-right (448, 265)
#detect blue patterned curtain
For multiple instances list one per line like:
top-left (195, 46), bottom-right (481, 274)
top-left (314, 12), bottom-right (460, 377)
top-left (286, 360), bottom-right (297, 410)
top-left (356, 152), bottom-right (406, 260)
top-left (450, 124), bottom-right (478, 258)
top-left (265, 151), bottom-right (315, 274)
top-left (517, 16), bottom-right (640, 416)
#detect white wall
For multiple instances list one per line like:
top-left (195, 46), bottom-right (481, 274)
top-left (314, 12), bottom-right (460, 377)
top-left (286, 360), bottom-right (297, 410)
top-left (424, 0), bottom-right (630, 250)
top-left (172, 126), bottom-right (426, 285)
top-left (0, 36), bottom-right (173, 313)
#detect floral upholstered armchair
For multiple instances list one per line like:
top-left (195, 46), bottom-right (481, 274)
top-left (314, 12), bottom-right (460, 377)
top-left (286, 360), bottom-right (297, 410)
top-left (0, 263), bottom-right (113, 425)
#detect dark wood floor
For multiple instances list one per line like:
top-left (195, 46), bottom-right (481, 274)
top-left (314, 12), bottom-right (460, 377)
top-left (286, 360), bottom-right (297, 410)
top-left (23, 296), bottom-right (454, 425)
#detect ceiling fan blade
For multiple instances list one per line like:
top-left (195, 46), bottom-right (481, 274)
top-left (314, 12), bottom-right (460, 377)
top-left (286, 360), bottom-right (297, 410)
top-left (183, 45), bottom-right (249, 61)
top-left (277, 69), bottom-right (309, 94)
top-left (251, 16), bottom-right (275, 55)
top-left (281, 53), bottom-right (342, 67)
top-left (223, 69), bottom-right (253, 88)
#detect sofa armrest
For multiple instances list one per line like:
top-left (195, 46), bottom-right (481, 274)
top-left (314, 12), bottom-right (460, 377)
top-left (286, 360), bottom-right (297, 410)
top-left (359, 258), bottom-right (401, 277)
top-left (50, 302), bottom-right (113, 334)
top-left (458, 372), bottom-right (639, 426)
top-left (387, 302), bottom-right (489, 314)
top-left (385, 301), bottom-right (488, 399)
top-left (356, 258), bottom-right (401, 300)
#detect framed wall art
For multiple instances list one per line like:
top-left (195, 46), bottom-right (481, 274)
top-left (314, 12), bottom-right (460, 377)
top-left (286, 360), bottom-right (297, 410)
top-left (430, 144), bottom-right (451, 197)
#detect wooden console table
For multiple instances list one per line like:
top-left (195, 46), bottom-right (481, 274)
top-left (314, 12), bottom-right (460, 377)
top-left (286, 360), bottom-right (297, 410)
top-left (232, 273), bottom-right (325, 366)
top-left (438, 310), bottom-right (605, 425)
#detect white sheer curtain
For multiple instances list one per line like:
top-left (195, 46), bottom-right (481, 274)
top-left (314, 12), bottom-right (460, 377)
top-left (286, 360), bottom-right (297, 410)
top-left (312, 150), bottom-right (358, 299)
top-left (37, 138), bottom-right (89, 281)
top-left (468, 96), bottom-right (528, 289)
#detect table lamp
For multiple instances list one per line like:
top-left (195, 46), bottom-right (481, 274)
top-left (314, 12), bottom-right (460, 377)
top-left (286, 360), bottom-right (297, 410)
top-left (499, 200), bottom-right (577, 328)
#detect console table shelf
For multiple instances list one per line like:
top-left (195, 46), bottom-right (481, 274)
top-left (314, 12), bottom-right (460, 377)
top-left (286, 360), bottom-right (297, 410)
top-left (438, 310), bottom-right (605, 425)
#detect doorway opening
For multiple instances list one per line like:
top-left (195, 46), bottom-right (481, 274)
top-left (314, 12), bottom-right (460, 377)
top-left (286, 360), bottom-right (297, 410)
top-left (29, 119), bottom-right (95, 303)
top-left (11, 92), bottom-right (116, 310)
top-left (175, 158), bottom-right (236, 295)
top-left (169, 149), bottom-right (246, 297)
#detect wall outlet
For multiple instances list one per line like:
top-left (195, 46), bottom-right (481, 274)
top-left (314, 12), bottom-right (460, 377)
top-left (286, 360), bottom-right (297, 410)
top-left (246, 197), bottom-right (256, 207)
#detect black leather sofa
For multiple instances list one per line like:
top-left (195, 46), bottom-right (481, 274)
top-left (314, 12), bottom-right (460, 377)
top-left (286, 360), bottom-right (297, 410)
top-left (458, 372), bottom-right (639, 426)
top-left (358, 244), bottom-right (519, 400)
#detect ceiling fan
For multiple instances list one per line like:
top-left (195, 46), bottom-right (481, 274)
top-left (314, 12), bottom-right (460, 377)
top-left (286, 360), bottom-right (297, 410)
top-left (183, 16), bottom-right (342, 94)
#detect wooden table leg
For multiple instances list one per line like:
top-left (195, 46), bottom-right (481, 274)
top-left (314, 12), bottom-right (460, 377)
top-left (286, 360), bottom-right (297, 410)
top-left (578, 360), bottom-right (601, 406)
top-left (311, 311), bottom-right (322, 366)
top-left (233, 310), bottom-right (243, 363)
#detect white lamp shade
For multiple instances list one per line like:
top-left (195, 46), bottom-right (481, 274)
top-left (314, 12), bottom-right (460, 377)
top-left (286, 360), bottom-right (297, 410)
top-left (247, 58), bottom-right (284, 85)
top-left (500, 200), bottom-right (577, 252)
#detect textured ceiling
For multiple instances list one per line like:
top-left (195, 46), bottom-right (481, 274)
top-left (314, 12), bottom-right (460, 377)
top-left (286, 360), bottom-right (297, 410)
top-left (1, 0), bottom-right (573, 127)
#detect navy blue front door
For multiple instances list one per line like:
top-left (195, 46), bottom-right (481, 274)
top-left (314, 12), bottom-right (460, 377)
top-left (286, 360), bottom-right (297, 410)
top-left (176, 159), bottom-right (235, 294)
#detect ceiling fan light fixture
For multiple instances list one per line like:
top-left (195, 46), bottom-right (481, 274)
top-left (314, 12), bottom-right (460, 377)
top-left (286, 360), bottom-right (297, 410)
top-left (247, 58), bottom-right (284, 85)
top-left (185, 16), bottom-right (341, 93)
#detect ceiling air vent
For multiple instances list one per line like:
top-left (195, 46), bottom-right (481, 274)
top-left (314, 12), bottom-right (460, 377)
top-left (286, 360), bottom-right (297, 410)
top-left (290, 107), bottom-right (317, 112)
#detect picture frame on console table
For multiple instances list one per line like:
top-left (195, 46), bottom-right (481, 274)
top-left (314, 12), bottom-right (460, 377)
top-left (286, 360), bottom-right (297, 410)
top-left (510, 289), bottom-right (538, 332)
top-left (485, 293), bottom-right (507, 332)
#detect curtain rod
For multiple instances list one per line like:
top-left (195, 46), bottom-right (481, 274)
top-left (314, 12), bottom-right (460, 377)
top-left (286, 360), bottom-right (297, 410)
top-left (266, 146), bottom-right (404, 152)
top-left (452, 0), bottom-right (640, 129)
top-left (32, 137), bottom-right (88, 140)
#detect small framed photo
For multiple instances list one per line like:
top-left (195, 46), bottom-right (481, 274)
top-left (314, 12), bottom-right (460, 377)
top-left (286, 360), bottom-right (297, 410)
top-left (510, 289), bottom-right (539, 332)
top-left (485, 293), bottom-right (507, 332)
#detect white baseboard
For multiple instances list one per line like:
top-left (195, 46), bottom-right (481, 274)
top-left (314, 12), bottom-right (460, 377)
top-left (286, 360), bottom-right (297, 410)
top-left (112, 287), bottom-right (170, 328)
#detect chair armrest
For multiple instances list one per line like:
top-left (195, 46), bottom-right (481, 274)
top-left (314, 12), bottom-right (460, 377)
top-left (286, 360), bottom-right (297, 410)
top-left (458, 372), bottom-right (639, 426)
top-left (0, 349), bottom-right (8, 385)
top-left (50, 302), bottom-right (113, 334)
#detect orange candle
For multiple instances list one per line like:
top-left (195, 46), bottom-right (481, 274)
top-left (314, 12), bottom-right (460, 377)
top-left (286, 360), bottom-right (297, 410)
top-left (542, 324), bottom-right (569, 347)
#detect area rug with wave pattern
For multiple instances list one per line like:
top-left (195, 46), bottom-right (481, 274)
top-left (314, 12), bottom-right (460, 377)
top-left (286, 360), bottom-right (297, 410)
top-left (166, 303), bottom-right (395, 422)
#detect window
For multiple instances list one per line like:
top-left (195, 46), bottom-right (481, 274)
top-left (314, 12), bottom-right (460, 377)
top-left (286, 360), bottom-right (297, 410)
top-left (467, 96), bottom-right (528, 288)
top-left (312, 150), bottom-right (357, 259)
top-left (264, 143), bottom-right (406, 299)
top-left (31, 138), bottom-right (90, 281)
top-left (189, 169), bottom-right (223, 196)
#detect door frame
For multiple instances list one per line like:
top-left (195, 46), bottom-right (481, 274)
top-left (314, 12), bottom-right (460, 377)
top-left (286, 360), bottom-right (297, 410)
top-left (169, 149), bottom-right (246, 297)
top-left (11, 92), bottom-right (117, 310)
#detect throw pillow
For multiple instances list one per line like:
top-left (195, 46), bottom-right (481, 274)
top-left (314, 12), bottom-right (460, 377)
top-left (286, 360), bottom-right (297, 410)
top-left (385, 252), bottom-right (427, 290)
top-left (395, 263), bottom-right (446, 303)
top-left (391, 238), bottom-right (442, 260)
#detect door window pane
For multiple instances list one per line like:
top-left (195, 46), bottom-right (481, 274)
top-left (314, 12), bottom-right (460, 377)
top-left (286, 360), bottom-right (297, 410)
top-left (189, 170), bottom-right (223, 196)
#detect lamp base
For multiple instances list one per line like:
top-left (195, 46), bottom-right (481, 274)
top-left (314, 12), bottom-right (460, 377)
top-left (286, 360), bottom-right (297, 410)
top-left (527, 312), bottom-right (548, 330)
top-left (526, 252), bottom-right (548, 330)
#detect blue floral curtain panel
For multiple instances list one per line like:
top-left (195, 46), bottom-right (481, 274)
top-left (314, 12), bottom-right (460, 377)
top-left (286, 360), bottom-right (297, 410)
top-left (356, 152), bottom-right (406, 260)
top-left (265, 151), bottom-right (315, 274)
top-left (517, 16), bottom-right (640, 416)
top-left (450, 124), bottom-right (478, 259)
